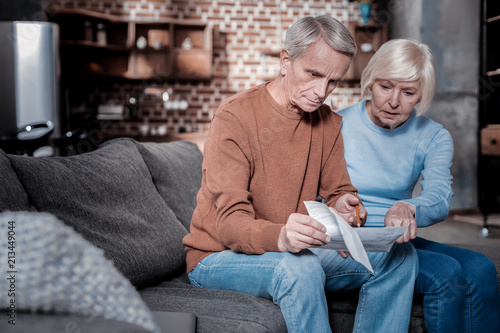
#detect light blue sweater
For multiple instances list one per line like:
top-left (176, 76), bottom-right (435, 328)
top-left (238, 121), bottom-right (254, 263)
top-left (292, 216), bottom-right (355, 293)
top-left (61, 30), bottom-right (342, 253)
top-left (337, 100), bottom-right (454, 227)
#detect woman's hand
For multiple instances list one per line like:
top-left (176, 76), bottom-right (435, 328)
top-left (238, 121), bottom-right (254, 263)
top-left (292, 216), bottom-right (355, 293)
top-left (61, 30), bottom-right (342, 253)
top-left (278, 213), bottom-right (330, 253)
top-left (384, 202), bottom-right (417, 243)
top-left (333, 193), bottom-right (367, 227)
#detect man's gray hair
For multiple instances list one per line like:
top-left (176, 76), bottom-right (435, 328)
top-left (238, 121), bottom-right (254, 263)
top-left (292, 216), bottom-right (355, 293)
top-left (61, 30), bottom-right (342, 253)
top-left (284, 15), bottom-right (357, 62)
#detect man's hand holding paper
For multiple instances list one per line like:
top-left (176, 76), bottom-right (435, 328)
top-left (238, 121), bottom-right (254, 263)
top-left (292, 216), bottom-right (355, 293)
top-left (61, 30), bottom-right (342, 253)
top-left (277, 213), bottom-right (331, 253)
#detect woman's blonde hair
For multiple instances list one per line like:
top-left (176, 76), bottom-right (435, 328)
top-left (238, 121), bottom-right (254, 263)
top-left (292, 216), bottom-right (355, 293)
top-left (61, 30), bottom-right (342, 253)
top-left (360, 39), bottom-right (437, 115)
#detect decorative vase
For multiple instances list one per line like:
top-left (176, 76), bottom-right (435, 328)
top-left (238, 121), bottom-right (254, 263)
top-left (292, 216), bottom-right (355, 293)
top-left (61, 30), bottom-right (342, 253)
top-left (359, 2), bottom-right (372, 25)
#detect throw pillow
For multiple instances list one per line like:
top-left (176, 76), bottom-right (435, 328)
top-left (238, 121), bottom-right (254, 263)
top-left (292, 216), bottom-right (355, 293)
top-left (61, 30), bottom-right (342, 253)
top-left (0, 211), bottom-right (160, 333)
top-left (0, 149), bottom-right (33, 212)
top-left (8, 138), bottom-right (188, 288)
top-left (134, 141), bottom-right (203, 231)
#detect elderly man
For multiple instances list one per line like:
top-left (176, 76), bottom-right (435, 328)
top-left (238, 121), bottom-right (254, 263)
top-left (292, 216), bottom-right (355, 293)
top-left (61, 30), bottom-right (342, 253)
top-left (183, 15), bottom-right (418, 333)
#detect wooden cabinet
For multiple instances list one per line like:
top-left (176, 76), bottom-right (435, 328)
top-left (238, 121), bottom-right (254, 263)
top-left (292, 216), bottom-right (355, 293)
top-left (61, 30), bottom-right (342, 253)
top-left (478, 0), bottom-right (500, 235)
top-left (481, 125), bottom-right (500, 156)
top-left (343, 23), bottom-right (387, 81)
top-left (50, 8), bottom-right (213, 80)
top-left (171, 24), bottom-right (213, 79)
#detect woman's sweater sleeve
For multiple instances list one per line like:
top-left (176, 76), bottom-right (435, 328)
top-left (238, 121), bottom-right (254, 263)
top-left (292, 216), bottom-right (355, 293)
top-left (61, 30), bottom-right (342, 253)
top-left (398, 127), bottom-right (454, 227)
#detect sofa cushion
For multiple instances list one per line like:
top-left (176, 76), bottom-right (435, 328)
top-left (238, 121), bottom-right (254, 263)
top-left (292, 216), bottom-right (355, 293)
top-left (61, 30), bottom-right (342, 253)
top-left (8, 138), bottom-right (188, 288)
top-left (0, 149), bottom-right (33, 212)
top-left (0, 211), bottom-right (160, 333)
top-left (139, 280), bottom-right (287, 333)
top-left (135, 141), bottom-right (203, 230)
top-left (0, 312), bottom-right (151, 333)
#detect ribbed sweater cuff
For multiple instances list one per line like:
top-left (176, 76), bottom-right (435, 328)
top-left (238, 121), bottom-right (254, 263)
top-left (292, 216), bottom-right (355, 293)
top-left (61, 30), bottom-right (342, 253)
top-left (260, 223), bottom-right (284, 252)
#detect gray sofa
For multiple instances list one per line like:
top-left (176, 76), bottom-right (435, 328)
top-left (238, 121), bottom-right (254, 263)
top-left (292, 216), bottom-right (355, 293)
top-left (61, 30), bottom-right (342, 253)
top-left (0, 137), bottom-right (498, 332)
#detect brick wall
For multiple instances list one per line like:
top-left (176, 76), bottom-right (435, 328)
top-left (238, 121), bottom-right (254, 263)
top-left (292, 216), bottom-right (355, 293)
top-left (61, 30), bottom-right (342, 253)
top-left (49, 0), bottom-right (375, 138)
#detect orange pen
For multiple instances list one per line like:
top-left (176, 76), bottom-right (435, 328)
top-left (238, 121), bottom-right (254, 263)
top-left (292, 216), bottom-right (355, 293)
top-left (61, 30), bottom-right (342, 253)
top-left (354, 192), bottom-right (361, 227)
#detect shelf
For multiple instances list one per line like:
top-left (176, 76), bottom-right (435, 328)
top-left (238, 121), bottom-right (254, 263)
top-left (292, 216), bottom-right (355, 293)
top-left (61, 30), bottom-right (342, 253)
top-left (53, 8), bottom-right (125, 22)
top-left (262, 50), bottom-right (281, 57)
top-left (50, 8), bottom-right (213, 80)
top-left (487, 14), bottom-right (500, 23)
top-left (487, 68), bottom-right (500, 76)
top-left (172, 49), bottom-right (212, 79)
top-left (61, 40), bottom-right (130, 52)
top-left (343, 22), bottom-right (387, 81)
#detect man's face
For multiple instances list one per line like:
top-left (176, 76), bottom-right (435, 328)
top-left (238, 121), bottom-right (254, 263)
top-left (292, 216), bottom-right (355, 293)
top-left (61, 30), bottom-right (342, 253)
top-left (280, 39), bottom-right (351, 114)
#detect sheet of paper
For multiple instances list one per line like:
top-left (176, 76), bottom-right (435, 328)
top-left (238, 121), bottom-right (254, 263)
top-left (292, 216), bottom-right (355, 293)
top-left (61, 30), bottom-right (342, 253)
top-left (304, 201), bottom-right (374, 273)
top-left (319, 227), bottom-right (406, 252)
top-left (303, 201), bottom-right (407, 251)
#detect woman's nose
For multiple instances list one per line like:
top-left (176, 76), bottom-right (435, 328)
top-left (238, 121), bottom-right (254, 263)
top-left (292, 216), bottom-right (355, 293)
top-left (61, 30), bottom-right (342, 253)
top-left (388, 92), bottom-right (400, 108)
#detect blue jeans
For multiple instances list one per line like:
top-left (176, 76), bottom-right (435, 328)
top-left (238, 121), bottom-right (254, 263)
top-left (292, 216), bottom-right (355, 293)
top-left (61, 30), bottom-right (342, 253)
top-left (412, 237), bottom-right (500, 333)
top-left (189, 242), bottom-right (418, 333)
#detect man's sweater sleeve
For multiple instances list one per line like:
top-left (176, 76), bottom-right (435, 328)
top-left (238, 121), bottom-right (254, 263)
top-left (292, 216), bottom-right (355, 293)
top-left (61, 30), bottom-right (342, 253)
top-left (398, 128), bottom-right (454, 227)
top-left (203, 110), bottom-right (282, 254)
top-left (320, 120), bottom-right (358, 207)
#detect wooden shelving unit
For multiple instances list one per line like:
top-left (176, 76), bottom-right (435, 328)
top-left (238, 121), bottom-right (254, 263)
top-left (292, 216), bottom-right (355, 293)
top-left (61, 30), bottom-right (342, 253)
top-left (478, 0), bottom-right (500, 236)
top-left (47, 8), bottom-right (214, 145)
top-left (343, 22), bottom-right (387, 81)
top-left (50, 8), bottom-right (213, 80)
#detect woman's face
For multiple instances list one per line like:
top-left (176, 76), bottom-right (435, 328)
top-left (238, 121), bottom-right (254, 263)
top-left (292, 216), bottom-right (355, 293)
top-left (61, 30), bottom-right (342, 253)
top-left (366, 79), bottom-right (422, 129)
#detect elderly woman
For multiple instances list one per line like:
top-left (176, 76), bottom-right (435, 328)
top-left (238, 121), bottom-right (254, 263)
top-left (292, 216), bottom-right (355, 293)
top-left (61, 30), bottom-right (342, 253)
top-left (338, 38), bottom-right (500, 333)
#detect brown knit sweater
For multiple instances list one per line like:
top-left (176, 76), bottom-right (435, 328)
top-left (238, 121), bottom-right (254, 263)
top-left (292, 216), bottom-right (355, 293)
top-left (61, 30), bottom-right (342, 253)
top-left (182, 82), bottom-right (356, 273)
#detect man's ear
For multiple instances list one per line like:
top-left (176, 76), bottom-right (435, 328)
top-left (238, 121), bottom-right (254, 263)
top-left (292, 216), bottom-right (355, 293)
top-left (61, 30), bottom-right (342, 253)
top-left (280, 49), bottom-right (291, 76)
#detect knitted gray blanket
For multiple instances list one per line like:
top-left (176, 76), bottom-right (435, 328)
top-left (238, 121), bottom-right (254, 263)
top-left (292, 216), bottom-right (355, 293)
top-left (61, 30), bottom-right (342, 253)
top-left (0, 211), bottom-right (160, 333)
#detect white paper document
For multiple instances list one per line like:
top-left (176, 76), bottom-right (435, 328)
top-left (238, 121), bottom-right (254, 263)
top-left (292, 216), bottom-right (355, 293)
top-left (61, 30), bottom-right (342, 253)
top-left (304, 201), bottom-right (407, 274)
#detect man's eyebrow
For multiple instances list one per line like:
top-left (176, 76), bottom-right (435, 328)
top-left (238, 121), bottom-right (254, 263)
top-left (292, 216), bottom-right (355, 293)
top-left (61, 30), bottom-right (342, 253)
top-left (307, 68), bottom-right (323, 75)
